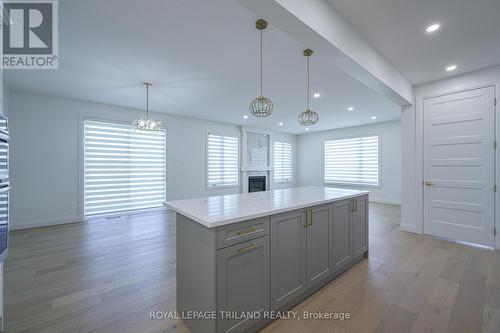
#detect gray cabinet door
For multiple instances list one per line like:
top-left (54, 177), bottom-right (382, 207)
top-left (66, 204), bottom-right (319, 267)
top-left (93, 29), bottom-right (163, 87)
top-left (216, 236), bottom-right (270, 333)
top-left (270, 210), bottom-right (307, 310)
top-left (352, 196), bottom-right (368, 258)
top-left (306, 204), bottom-right (333, 288)
top-left (331, 199), bottom-right (352, 270)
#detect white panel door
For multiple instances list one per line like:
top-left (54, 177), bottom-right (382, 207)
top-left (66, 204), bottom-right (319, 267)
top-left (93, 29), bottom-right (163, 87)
top-left (423, 86), bottom-right (495, 247)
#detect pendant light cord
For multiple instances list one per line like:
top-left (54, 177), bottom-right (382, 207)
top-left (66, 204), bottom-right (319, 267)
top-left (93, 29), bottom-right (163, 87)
top-left (146, 84), bottom-right (149, 119)
top-left (260, 29), bottom-right (263, 97)
top-left (307, 55), bottom-right (310, 110)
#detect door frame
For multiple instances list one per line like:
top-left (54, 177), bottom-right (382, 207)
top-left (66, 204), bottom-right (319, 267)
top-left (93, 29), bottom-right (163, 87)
top-left (415, 83), bottom-right (498, 249)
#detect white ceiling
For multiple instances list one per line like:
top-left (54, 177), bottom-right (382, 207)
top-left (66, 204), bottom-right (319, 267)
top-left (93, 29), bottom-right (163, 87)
top-left (327, 0), bottom-right (500, 85)
top-left (4, 0), bottom-right (400, 134)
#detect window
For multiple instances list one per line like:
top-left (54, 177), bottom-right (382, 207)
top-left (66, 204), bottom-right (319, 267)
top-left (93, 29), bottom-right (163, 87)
top-left (274, 141), bottom-right (292, 183)
top-left (207, 132), bottom-right (239, 188)
top-left (324, 135), bottom-right (379, 186)
top-left (83, 119), bottom-right (166, 216)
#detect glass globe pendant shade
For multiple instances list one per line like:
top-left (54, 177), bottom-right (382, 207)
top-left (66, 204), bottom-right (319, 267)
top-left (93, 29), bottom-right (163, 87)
top-left (133, 118), bottom-right (164, 131)
top-left (298, 108), bottom-right (319, 126)
top-left (250, 95), bottom-right (274, 117)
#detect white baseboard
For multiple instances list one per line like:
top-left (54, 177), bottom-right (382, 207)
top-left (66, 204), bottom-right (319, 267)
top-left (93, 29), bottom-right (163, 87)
top-left (400, 223), bottom-right (419, 234)
top-left (11, 216), bottom-right (82, 230)
top-left (11, 207), bottom-right (168, 231)
top-left (369, 198), bottom-right (401, 206)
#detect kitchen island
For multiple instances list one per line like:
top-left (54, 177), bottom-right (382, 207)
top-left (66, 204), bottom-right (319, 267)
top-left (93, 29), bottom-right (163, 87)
top-left (165, 186), bottom-right (369, 333)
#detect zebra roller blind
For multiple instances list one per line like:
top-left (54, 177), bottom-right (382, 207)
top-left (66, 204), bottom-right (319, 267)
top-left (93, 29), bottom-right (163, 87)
top-left (324, 135), bottom-right (379, 186)
top-left (84, 120), bottom-right (166, 216)
top-left (207, 133), bottom-right (239, 188)
top-left (273, 141), bottom-right (292, 183)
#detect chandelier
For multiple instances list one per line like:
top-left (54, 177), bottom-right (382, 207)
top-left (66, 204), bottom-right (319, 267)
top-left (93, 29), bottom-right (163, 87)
top-left (249, 19), bottom-right (273, 118)
top-left (133, 82), bottom-right (164, 131)
top-left (298, 49), bottom-right (319, 127)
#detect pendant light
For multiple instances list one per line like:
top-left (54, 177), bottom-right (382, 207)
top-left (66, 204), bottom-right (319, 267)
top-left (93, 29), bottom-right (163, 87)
top-left (133, 82), bottom-right (164, 131)
top-left (249, 19), bottom-right (273, 117)
top-left (298, 49), bottom-right (319, 127)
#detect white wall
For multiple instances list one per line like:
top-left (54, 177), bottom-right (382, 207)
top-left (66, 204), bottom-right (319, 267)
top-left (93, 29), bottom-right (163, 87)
top-left (9, 90), bottom-right (296, 230)
top-left (401, 65), bottom-right (500, 249)
top-left (400, 104), bottom-right (417, 233)
top-left (297, 120), bottom-right (401, 204)
top-left (2, 85), bottom-right (9, 118)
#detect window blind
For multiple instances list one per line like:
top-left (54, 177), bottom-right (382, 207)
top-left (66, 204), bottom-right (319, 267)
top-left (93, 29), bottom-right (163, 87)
top-left (84, 120), bottom-right (166, 216)
top-left (324, 135), bottom-right (379, 186)
top-left (274, 141), bottom-right (292, 183)
top-left (207, 133), bottom-right (239, 188)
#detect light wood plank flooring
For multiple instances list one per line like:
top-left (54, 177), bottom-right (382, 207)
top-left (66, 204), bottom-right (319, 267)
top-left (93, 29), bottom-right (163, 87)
top-left (4, 203), bottom-right (500, 333)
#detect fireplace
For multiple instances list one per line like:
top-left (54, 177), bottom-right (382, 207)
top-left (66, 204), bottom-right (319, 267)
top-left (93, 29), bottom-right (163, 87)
top-left (248, 176), bottom-right (266, 192)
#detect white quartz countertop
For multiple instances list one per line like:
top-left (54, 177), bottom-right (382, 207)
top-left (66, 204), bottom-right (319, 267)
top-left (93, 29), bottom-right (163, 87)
top-left (165, 186), bottom-right (369, 228)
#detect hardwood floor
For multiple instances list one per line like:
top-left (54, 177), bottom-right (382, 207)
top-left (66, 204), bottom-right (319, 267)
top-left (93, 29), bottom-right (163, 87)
top-left (4, 203), bottom-right (500, 333)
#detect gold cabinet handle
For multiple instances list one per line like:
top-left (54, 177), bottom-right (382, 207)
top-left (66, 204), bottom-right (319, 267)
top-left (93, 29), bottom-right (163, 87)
top-left (236, 227), bottom-right (257, 236)
top-left (424, 181), bottom-right (432, 187)
top-left (238, 243), bottom-right (257, 253)
top-left (351, 199), bottom-right (357, 212)
top-left (307, 209), bottom-right (313, 226)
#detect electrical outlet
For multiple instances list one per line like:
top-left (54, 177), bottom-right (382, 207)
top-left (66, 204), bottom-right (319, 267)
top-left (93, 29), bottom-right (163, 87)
top-left (71, 201), bottom-right (77, 210)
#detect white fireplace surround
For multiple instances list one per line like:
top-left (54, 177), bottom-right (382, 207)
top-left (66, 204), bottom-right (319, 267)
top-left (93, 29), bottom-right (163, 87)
top-left (241, 127), bottom-right (274, 193)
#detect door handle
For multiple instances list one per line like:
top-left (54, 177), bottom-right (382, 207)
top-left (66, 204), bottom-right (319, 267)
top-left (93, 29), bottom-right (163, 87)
top-left (424, 181), bottom-right (433, 187)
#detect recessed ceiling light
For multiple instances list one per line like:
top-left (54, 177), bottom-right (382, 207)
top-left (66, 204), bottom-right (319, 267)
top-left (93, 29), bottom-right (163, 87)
top-left (371, 116), bottom-right (377, 120)
top-left (278, 122), bottom-right (284, 126)
top-left (347, 106), bottom-right (355, 111)
top-left (313, 93), bottom-right (321, 98)
top-left (305, 127), bottom-right (310, 131)
top-left (243, 115), bottom-right (249, 119)
top-left (426, 23), bottom-right (440, 33)
top-left (446, 65), bottom-right (457, 72)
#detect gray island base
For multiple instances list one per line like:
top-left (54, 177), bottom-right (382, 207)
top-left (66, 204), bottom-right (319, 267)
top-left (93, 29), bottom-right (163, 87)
top-left (167, 187), bottom-right (369, 333)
